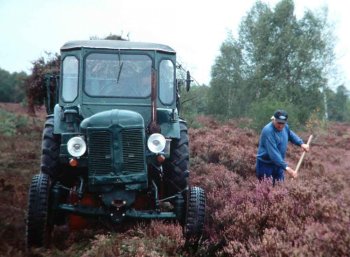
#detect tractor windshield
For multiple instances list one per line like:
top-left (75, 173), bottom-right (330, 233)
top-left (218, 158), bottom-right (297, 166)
top-left (84, 53), bottom-right (152, 98)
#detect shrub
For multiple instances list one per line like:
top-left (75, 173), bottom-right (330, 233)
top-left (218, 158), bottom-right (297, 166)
top-left (248, 97), bottom-right (302, 132)
top-left (0, 109), bottom-right (28, 136)
top-left (2, 115), bottom-right (350, 256)
top-left (189, 118), bottom-right (350, 256)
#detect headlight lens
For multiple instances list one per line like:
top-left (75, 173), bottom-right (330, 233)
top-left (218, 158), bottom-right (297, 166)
top-left (147, 133), bottom-right (166, 153)
top-left (67, 136), bottom-right (87, 157)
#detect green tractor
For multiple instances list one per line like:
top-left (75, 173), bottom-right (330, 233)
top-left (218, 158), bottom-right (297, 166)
top-left (26, 40), bottom-right (206, 248)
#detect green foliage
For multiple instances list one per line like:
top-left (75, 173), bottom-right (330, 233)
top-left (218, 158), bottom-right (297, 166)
top-left (180, 84), bottom-right (210, 127)
top-left (0, 109), bottom-right (28, 136)
top-left (208, 36), bottom-right (247, 119)
top-left (208, 0), bottom-right (335, 126)
top-left (248, 96), bottom-right (301, 131)
top-left (326, 85), bottom-right (350, 122)
top-left (346, 99), bottom-right (350, 121)
top-left (0, 68), bottom-right (27, 103)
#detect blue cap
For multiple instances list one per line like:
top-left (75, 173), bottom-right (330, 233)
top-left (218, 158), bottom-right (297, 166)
top-left (273, 110), bottom-right (288, 123)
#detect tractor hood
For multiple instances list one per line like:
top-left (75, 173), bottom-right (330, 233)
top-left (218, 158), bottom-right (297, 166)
top-left (80, 109), bottom-right (144, 130)
top-left (79, 109), bottom-right (147, 190)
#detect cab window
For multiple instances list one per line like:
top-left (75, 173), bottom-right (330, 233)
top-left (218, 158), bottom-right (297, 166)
top-left (62, 56), bottom-right (79, 102)
top-left (159, 60), bottom-right (175, 105)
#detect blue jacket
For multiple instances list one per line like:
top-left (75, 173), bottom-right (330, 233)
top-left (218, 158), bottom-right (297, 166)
top-left (256, 122), bottom-right (304, 170)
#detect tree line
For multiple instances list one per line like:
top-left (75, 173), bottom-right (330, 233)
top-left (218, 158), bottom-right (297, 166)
top-left (181, 0), bottom-right (350, 129)
top-left (0, 68), bottom-right (27, 103)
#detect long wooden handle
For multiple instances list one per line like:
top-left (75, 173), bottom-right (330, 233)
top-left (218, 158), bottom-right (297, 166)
top-left (295, 135), bottom-right (313, 173)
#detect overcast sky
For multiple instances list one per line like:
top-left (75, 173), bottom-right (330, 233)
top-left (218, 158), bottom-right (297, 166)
top-left (0, 0), bottom-right (349, 89)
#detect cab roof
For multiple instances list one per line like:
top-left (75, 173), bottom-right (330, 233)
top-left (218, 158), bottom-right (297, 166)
top-left (61, 40), bottom-right (176, 53)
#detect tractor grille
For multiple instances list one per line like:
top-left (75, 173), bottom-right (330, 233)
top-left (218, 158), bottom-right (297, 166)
top-left (121, 129), bottom-right (145, 172)
top-left (88, 130), bottom-right (112, 175)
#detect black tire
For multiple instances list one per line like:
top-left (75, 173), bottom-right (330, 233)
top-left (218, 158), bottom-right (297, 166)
top-left (184, 186), bottom-right (206, 240)
top-left (164, 120), bottom-right (189, 196)
top-left (41, 117), bottom-right (61, 178)
top-left (26, 173), bottom-right (52, 248)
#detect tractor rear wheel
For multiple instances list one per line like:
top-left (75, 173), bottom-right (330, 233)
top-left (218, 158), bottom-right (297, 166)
top-left (26, 173), bottom-right (52, 248)
top-left (164, 120), bottom-right (189, 196)
top-left (41, 117), bottom-right (61, 178)
top-left (184, 186), bottom-right (206, 241)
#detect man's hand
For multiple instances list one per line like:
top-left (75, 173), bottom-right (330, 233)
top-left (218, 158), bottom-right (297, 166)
top-left (286, 166), bottom-right (298, 178)
top-left (301, 143), bottom-right (310, 152)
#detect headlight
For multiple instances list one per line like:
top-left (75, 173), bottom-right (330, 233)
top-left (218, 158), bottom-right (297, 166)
top-left (67, 136), bottom-right (87, 157)
top-left (147, 133), bottom-right (166, 153)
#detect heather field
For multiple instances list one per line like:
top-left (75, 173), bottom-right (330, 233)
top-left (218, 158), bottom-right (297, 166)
top-left (0, 104), bottom-right (350, 256)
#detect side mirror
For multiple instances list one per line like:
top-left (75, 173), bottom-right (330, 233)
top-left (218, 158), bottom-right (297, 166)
top-left (43, 74), bottom-right (59, 115)
top-left (186, 71), bottom-right (192, 92)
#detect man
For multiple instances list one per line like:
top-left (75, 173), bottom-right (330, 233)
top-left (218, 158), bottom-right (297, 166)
top-left (256, 109), bottom-right (309, 184)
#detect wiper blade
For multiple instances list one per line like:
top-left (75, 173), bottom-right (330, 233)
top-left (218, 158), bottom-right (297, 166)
top-left (116, 62), bottom-right (123, 84)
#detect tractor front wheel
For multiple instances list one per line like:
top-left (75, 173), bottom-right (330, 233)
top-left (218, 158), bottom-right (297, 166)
top-left (184, 186), bottom-right (206, 241)
top-left (41, 117), bottom-right (60, 178)
top-left (164, 120), bottom-right (189, 196)
top-left (26, 173), bottom-right (52, 248)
